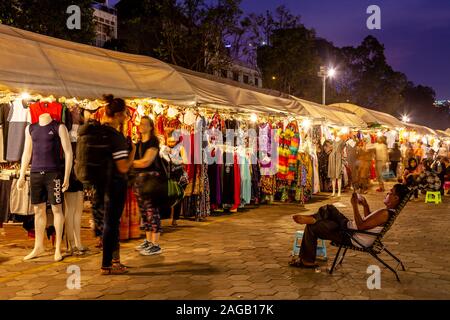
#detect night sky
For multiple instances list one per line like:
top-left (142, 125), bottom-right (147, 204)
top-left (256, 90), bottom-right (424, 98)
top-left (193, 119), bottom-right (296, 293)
top-left (111, 0), bottom-right (450, 99)
top-left (240, 0), bottom-right (450, 100)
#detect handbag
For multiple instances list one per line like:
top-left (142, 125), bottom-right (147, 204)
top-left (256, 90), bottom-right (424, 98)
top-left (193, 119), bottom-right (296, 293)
top-left (139, 143), bottom-right (168, 204)
top-left (160, 154), bottom-right (184, 207)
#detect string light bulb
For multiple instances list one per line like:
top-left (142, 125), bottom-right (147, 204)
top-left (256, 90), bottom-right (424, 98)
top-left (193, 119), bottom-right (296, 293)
top-left (340, 127), bottom-right (349, 134)
top-left (301, 118), bottom-right (312, 129)
top-left (20, 92), bottom-right (31, 100)
top-left (250, 113), bottom-right (258, 123)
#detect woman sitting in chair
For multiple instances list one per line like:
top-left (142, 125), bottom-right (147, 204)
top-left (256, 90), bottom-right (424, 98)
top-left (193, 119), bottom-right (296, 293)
top-left (290, 184), bottom-right (409, 268)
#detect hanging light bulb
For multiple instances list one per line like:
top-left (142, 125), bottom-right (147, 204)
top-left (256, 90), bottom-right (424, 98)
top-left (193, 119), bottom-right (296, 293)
top-left (377, 131), bottom-right (383, 137)
top-left (250, 113), bottom-right (258, 123)
top-left (20, 92), bottom-right (31, 100)
top-left (340, 127), bottom-right (349, 134)
top-left (301, 118), bottom-right (312, 129)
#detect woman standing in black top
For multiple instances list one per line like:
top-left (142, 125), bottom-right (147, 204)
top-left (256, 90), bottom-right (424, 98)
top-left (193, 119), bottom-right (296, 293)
top-left (133, 116), bottom-right (164, 256)
top-left (100, 95), bottom-right (136, 275)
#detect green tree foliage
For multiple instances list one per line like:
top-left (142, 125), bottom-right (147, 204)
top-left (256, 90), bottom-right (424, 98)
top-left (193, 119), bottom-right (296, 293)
top-left (257, 26), bottom-right (321, 98)
top-left (401, 84), bottom-right (449, 130)
top-left (116, 0), bottom-right (242, 73)
top-left (337, 36), bottom-right (408, 115)
top-left (0, 0), bottom-right (95, 45)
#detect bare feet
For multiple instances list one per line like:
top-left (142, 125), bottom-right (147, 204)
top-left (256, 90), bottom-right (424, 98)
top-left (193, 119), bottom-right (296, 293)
top-left (23, 247), bottom-right (46, 261)
top-left (292, 215), bottom-right (317, 225)
top-left (54, 251), bottom-right (63, 262)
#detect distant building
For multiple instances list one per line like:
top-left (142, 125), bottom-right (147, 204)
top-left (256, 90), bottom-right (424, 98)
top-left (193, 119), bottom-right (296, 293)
top-left (214, 61), bottom-right (263, 88)
top-left (434, 100), bottom-right (450, 114)
top-left (92, 1), bottom-right (117, 47)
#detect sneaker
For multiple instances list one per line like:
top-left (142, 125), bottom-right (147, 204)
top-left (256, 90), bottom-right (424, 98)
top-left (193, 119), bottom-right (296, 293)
top-left (135, 240), bottom-right (152, 251)
top-left (140, 245), bottom-right (162, 256)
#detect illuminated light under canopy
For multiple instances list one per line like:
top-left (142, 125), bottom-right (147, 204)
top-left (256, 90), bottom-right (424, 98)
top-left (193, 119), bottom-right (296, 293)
top-left (20, 92), bottom-right (31, 100)
top-left (340, 127), bottom-right (349, 134)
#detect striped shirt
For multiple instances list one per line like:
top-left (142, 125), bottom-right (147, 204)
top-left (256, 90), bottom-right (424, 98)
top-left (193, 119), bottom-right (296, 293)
top-left (103, 125), bottom-right (129, 178)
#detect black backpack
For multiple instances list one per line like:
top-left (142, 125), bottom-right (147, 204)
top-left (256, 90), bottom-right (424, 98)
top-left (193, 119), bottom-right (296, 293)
top-left (75, 120), bottom-right (111, 185)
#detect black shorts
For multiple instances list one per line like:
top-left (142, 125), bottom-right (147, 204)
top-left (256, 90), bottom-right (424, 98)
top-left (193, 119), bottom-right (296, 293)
top-left (30, 171), bottom-right (63, 205)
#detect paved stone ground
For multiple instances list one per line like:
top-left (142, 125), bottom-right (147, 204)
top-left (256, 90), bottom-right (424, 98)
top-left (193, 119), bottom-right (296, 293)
top-left (1, 182), bottom-right (450, 300)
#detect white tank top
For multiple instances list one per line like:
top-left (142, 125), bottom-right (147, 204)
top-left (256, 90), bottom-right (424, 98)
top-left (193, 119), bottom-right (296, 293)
top-left (346, 209), bottom-right (392, 248)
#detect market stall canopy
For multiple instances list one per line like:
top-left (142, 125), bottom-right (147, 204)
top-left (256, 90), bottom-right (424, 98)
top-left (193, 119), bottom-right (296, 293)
top-left (0, 24), bottom-right (196, 103)
top-left (172, 65), bottom-right (300, 114)
top-left (290, 97), bottom-right (367, 128)
top-left (436, 130), bottom-right (450, 138)
top-left (329, 103), bottom-right (405, 128)
top-left (405, 123), bottom-right (437, 136)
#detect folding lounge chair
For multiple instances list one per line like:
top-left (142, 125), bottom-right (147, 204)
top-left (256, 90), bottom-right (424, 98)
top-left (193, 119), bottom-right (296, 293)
top-left (328, 188), bottom-right (415, 281)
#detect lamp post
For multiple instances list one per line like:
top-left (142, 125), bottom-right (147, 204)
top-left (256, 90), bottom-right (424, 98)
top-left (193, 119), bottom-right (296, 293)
top-left (401, 115), bottom-right (410, 123)
top-left (318, 66), bottom-right (336, 105)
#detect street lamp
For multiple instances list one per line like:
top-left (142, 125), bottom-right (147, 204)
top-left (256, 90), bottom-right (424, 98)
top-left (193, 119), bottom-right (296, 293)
top-left (401, 115), bottom-right (410, 123)
top-left (318, 66), bottom-right (336, 105)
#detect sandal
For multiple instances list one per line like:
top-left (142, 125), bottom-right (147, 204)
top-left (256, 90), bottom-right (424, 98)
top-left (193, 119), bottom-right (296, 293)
top-left (289, 259), bottom-right (319, 269)
top-left (112, 259), bottom-right (130, 270)
top-left (101, 265), bottom-right (129, 275)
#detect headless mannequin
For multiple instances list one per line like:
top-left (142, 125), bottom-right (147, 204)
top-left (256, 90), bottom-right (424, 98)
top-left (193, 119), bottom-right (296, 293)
top-left (330, 136), bottom-right (343, 197)
top-left (17, 113), bottom-right (73, 261)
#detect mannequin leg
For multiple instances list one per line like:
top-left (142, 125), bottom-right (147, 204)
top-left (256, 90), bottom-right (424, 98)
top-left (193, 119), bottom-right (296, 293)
top-left (65, 192), bottom-right (84, 251)
top-left (331, 179), bottom-right (336, 196)
top-left (73, 191), bottom-right (84, 249)
top-left (51, 204), bottom-right (65, 261)
top-left (64, 193), bottom-right (75, 252)
top-left (24, 203), bottom-right (47, 260)
top-left (337, 178), bottom-right (342, 197)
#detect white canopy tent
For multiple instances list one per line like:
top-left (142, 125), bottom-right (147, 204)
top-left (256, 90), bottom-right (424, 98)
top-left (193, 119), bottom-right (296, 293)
top-left (405, 123), bottom-right (438, 136)
top-left (0, 24), bottom-right (371, 126)
top-left (436, 130), bottom-right (450, 139)
top-left (172, 65), bottom-right (301, 114)
top-left (0, 24), bottom-right (196, 104)
top-left (329, 103), bottom-right (405, 128)
top-left (290, 97), bottom-right (367, 128)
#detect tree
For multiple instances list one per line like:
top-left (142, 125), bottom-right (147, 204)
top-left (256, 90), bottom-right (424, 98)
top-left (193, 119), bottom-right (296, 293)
top-left (240, 5), bottom-right (301, 69)
top-left (257, 26), bottom-right (320, 98)
top-left (116, 0), bottom-right (242, 73)
top-left (337, 36), bottom-right (408, 114)
top-left (401, 84), bottom-right (449, 130)
top-left (0, 0), bottom-right (95, 45)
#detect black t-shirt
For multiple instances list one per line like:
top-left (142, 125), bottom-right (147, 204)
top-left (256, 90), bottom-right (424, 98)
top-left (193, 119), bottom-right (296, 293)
top-left (135, 135), bottom-right (160, 172)
top-left (104, 125), bottom-right (129, 179)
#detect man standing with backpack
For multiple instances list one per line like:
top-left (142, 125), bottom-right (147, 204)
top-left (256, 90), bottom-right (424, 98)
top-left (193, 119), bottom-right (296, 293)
top-left (76, 94), bottom-right (135, 275)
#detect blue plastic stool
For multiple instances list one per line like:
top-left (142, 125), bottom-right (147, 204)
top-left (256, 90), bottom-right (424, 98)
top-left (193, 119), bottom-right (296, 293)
top-left (292, 230), bottom-right (327, 260)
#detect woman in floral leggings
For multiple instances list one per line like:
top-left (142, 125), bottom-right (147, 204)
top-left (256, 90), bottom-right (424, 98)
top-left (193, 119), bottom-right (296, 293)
top-left (133, 116), bottom-right (163, 256)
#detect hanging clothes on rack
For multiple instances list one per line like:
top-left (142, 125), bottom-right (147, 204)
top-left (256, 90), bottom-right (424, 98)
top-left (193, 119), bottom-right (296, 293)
top-left (6, 99), bottom-right (31, 162)
top-left (29, 101), bottom-right (63, 124)
top-left (328, 139), bottom-right (345, 179)
top-left (0, 103), bottom-right (11, 163)
top-left (259, 122), bottom-right (276, 202)
top-left (239, 149), bottom-right (251, 205)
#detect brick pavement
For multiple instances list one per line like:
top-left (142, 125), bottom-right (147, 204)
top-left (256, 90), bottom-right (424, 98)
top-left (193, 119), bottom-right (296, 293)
top-left (1, 182), bottom-right (450, 300)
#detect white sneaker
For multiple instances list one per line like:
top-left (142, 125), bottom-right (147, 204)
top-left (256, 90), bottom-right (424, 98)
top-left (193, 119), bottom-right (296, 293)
top-left (135, 240), bottom-right (152, 251)
top-left (139, 245), bottom-right (162, 256)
